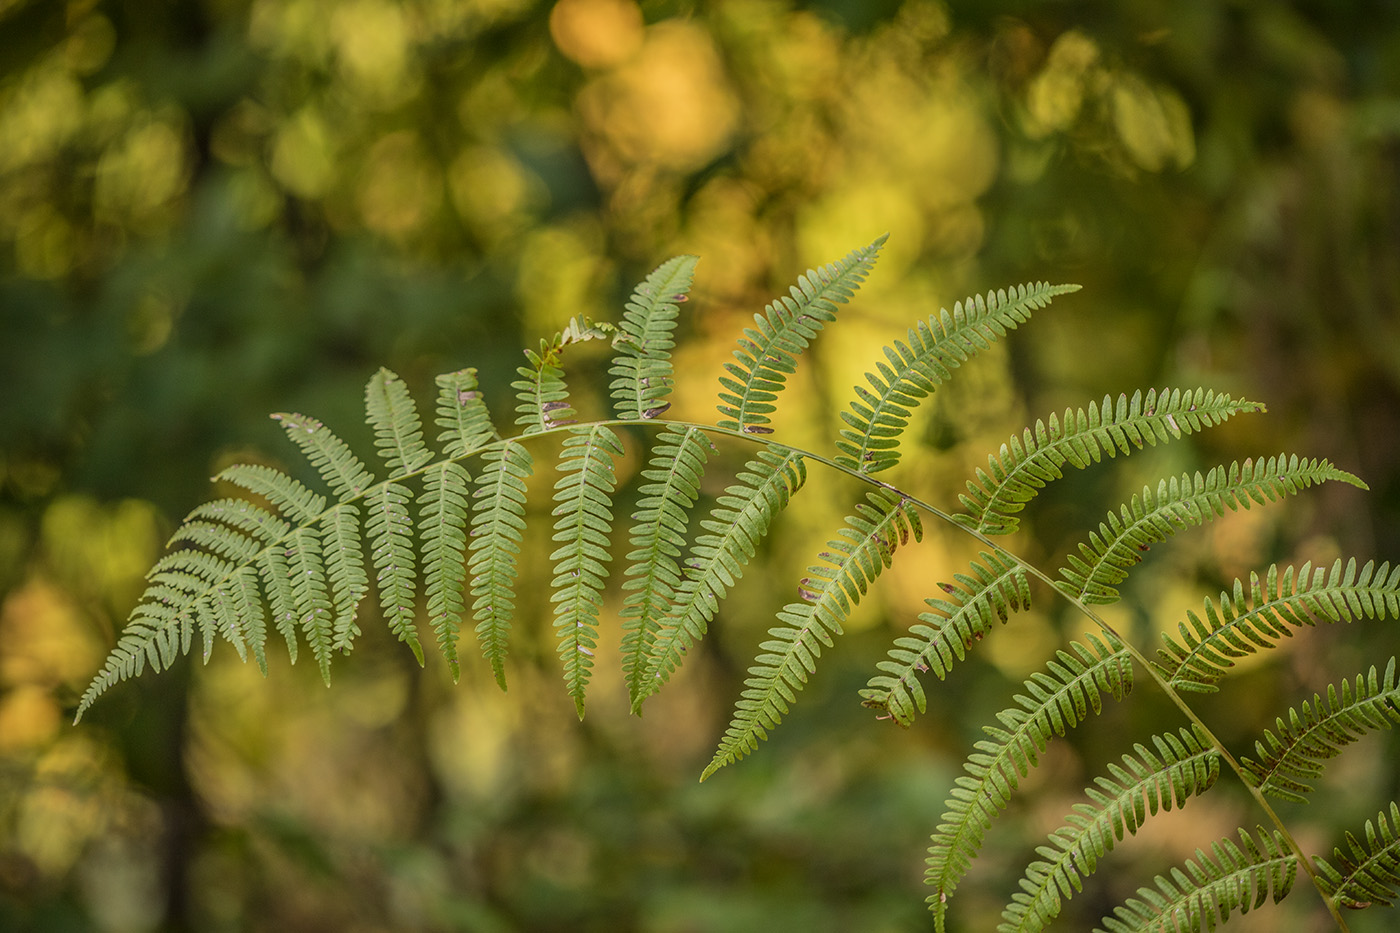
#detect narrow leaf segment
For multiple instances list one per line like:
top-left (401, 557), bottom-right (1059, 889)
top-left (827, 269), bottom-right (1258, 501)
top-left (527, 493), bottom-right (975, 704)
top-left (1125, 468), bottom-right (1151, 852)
top-left (610, 254), bottom-right (697, 420)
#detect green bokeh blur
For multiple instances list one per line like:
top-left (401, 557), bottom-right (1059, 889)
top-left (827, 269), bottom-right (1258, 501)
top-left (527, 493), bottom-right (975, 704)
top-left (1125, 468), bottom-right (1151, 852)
top-left (3, 1), bottom-right (1399, 930)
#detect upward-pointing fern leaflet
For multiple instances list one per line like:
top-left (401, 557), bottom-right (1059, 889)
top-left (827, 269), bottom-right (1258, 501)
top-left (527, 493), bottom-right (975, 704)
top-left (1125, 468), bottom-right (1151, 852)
top-left (703, 489), bottom-right (921, 780)
top-left (550, 425), bottom-right (624, 718)
top-left (717, 235), bottom-right (887, 434)
top-left (635, 446), bottom-right (808, 712)
top-left (610, 254), bottom-right (697, 421)
top-left (927, 633), bottom-right (1132, 930)
top-left (620, 425), bottom-right (710, 707)
top-left (835, 281), bottom-right (1079, 474)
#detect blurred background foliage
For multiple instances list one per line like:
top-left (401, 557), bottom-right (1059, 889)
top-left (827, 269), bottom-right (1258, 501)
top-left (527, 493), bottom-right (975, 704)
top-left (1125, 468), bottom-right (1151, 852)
top-left (2, 0), bottom-right (1399, 930)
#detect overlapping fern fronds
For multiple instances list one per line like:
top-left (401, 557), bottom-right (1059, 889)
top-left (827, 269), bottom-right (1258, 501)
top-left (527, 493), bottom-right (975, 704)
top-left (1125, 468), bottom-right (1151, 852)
top-left (78, 238), bottom-right (1400, 931)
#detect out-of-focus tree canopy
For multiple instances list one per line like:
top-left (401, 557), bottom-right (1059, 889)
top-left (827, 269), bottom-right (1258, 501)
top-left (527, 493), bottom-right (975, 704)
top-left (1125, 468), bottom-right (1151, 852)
top-left (2, 1), bottom-right (1398, 930)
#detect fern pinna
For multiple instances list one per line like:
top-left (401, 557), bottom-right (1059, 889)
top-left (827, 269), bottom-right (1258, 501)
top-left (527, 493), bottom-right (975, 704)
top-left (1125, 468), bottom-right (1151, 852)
top-left (79, 237), bottom-right (1400, 930)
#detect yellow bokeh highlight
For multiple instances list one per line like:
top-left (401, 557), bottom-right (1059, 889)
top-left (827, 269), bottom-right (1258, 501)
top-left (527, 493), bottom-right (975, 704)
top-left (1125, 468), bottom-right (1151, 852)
top-left (1111, 75), bottom-right (1195, 172)
top-left (0, 62), bottom-right (84, 172)
top-left (577, 21), bottom-right (740, 174)
top-left (1024, 30), bottom-right (1100, 138)
top-left (356, 131), bottom-right (443, 238)
top-left (449, 144), bottom-right (546, 239)
top-left (270, 106), bottom-right (337, 198)
top-left (549, 0), bottom-right (644, 69)
top-left (515, 223), bottom-right (608, 334)
top-left (331, 0), bottom-right (416, 107)
top-left (93, 112), bottom-right (190, 231)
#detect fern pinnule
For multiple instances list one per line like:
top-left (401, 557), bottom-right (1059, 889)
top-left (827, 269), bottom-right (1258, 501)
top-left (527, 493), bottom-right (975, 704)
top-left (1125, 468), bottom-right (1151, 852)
top-left (286, 526), bottom-right (335, 683)
top-left (861, 551), bottom-right (1030, 726)
top-left (435, 368), bottom-right (497, 456)
top-left (1316, 801), bottom-right (1400, 909)
top-left (1058, 455), bottom-right (1365, 605)
top-left (367, 482), bottom-right (422, 665)
top-left (469, 441), bottom-right (533, 690)
top-left (999, 727), bottom-right (1220, 933)
top-left (216, 464), bottom-right (326, 525)
top-left (957, 388), bottom-right (1264, 535)
top-left (1095, 828), bottom-right (1296, 933)
top-left (1156, 559), bottom-right (1400, 692)
top-left (620, 425), bottom-right (711, 707)
top-left (421, 461), bottom-right (472, 681)
top-left (835, 281), bottom-right (1079, 474)
top-left (717, 234), bottom-right (887, 434)
top-left (271, 412), bottom-right (375, 501)
top-left (366, 368), bottom-right (434, 476)
top-left (551, 425), bottom-right (624, 718)
top-left (611, 254), bottom-right (697, 420)
top-left (703, 489), bottom-right (921, 780)
top-left (636, 446), bottom-right (807, 711)
top-left (322, 503), bottom-right (368, 653)
top-left (1240, 659), bottom-right (1400, 802)
top-left (926, 633), bottom-right (1132, 927)
top-left (514, 347), bottom-right (574, 434)
top-left (258, 547), bottom-right (299, 662)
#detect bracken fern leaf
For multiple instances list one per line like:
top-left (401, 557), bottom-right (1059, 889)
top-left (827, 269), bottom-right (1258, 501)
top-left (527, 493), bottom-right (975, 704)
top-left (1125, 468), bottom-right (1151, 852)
top-left (704, 489), bottom-right (921, 780)
top-left (1316, 801), bottom-right (1400, 909)
top-left (999, 727), bottom-right (1220, 933)
top-left (927, 633), bottom-right (1132, 928)
top-left (551, 425), bottom-right (624, 717)
top-left (836, 282), bottom-right (1079, 474)
top-left (421, 461), bottom-right (472, 681)
top-left (469, 440), bottom-right (533, 690)
top-left (1095, 828), bottom-right (1296, 933)
top-left (1156, 559), bottom-right (1400, 692)
top-left (717, 235), bottom-right (886, 433)
top-left (635, 446), bottom-right (807, 712)
top-left (958, 388), bottom-right (1264, 535)
top-left (1058, 455), bottom-right (1365, 605)
top-left (1241, 659), bottom-right (1400, 802)
top-left (861, 551), bottom-right (1030, 726)
top-left (610, 255), bottom-right (697, 421)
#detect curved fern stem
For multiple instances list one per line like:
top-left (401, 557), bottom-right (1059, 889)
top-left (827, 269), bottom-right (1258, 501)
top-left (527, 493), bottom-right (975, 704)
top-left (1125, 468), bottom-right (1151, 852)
top-left (999, 727), bottom-right (1220, 933)
top-left (1058, 454), bottom-right (1366, 605)
top-left (1095, 828), bottom-right (1297, 933)
top-left (717, 235), bottom-right (887, 434)
top-left (860, 551), bottom-right (1030, 726)
top-left (635, 446), bottom-right (807, 712)
top-left (1241, 659), bottom-right (1400, 802)
top-left (835, 281), bottom-right (1080, 475)
top-left (927, 633), bottom-right (1132, 929)
top-left (1156, 559), bottom-right (1400, 692)
top-left (703, 489), bottom-right (922, 779)
top-left (957, 388), bottom-right (1264, 535)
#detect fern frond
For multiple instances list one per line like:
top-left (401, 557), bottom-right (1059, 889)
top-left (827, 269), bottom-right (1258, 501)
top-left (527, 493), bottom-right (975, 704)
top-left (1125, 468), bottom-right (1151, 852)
top-left (434, 368), bottom-right (497, 457)
top-left (1095, 828), bottom-right (1296, 933)
top-left (366, 368), bottom-right (434, 476)
top-left (1156, 559), bottom-right (1400, 692)
top-left (716, 235), bottom-right (887, 434)
top-left (421, 461), bottom-right (471, 681)
top-left (1316, 801), bottom-right (1400, 909)
top-left (258, 546), bottom-right (299, 662)
top-left (215, 464), bottom-right (326, 525)
top-left (271, 412), bottom-right (375, 501)
top-left (468, 440), bottom-right (533, 690)
top-left (366, 482), bottom-right (422, 665)
top-left (835, 282), bottom-right (1079, 474)
top-left (610, 255), bottom-right (697, 420)
top-left (703, 490), bottom-right (921, 780)
top-left (1240, 659), bottom-right (1400, 802)
top-left (861, 551), bottom-right (1030, 726)
top-left (957, 388), bottom-right (1264, 535)
top-left (999, 727), bottom-right (1221, 933)
top-left (321, 503), bottom-right (367, 654)
top-left (228, 566), bottom-right (268, 675)
top-left (926, 633), bottom-right (1132, 925)
top-left (636, 446), bottom-right (808, 711)
top-left (1058, 455), bottom-right (1365, 605)
top-left (620, 425), bottom-right (711, 707)
top-left (550, 425), bottom-right (624, 718)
